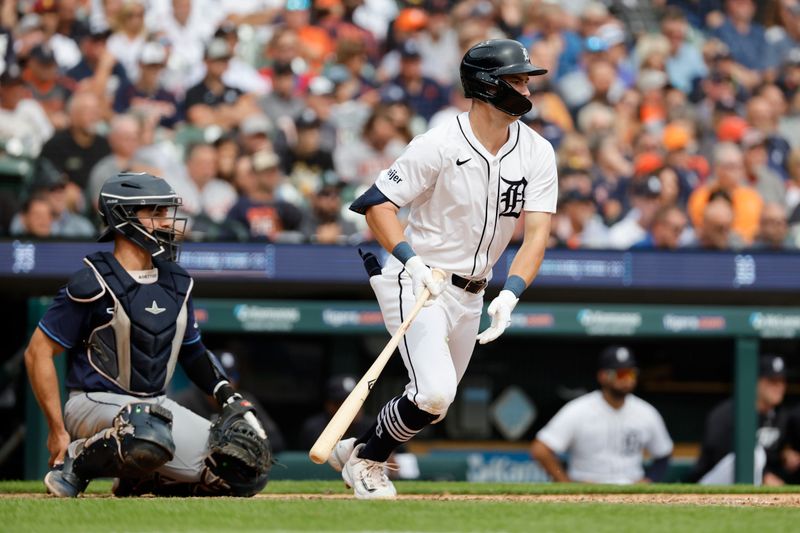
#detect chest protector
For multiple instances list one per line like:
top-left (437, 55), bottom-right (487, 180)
top-left (81, 251), bottom-right (193, 396)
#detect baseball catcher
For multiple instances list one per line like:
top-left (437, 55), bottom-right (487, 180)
top-left (24, 172), bottom-right (271, 497)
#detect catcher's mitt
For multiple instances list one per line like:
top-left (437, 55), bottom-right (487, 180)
top-left (207, 397), bottom-right (272, 496)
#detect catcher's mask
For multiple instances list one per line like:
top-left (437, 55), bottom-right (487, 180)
top-left (97, 172), bottom-right (186, 262)
top-left (460, 39), bottom-right (547, 117)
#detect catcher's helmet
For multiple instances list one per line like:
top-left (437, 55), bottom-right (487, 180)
top-left (460, 39), bottom-right (547, 116)
top-left (97, 172), bottom-right (186, 261)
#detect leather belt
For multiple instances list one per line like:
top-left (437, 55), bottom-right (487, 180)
top-left (451, 274), bottom-right (487, 294)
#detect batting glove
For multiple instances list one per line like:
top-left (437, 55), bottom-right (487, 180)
top-left (476, 289), bottom-right (519, 344)
top-left (405, 256), bottom-right (444, 306)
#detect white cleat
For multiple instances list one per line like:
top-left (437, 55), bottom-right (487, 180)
top-left (327, 437), bottom-right (356, 473)
top-left (341, 443), bottom-right (397, 500)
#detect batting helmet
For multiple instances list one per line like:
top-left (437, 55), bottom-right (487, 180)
top-left (460, 39), bottom-right (547, 117)
top-left (97, 172), bottom-right (186, 261)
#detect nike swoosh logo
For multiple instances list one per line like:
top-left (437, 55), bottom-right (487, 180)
top-left (456, 158), bottom-right (471, 166)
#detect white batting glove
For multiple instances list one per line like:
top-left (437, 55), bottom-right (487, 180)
top-left (476, 290), bottom-right (519, 344)
top-left (405, 256), bottom-right (444, 306)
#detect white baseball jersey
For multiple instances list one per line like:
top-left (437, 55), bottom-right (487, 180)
top-left (373, 112), bottom-right (558, 280)
top-left (536, 390), bottom-right (673, 484)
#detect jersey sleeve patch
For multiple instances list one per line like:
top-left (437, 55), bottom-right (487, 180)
top-left (66, 268), bottom-right (106, 302)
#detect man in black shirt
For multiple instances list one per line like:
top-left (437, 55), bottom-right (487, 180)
top-left (39, 91), bottom-right (111, 192)
top-left (183, 38), bottom-right (256, 129)
top-left (688, 354), bottom-right (789, 485)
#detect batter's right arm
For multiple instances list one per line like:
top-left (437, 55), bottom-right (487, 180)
top-left (24, 328), bottom-right (70, 466)
top-left (365, 202), bottom-right (444, 302)
top-left (531, 439), bottom-right (571, 482)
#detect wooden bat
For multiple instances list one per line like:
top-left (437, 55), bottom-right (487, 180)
top-left (309, 268), bottom-right (446, 464)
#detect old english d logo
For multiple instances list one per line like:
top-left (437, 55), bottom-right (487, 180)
top-left (499, 176), bottom-right (527, 218)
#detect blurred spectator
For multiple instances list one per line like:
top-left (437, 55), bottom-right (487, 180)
top-left (300, 183), bottom-right (360, 244)
top-left (182, 143), bottom-right (238, 223)
top-left (113, 41), bottom-right (181, 128)
top-left (13, 159), bottom-right (95, 238)
top-left (216, 21), bottom-right (270, 96)
top-left (238, 113), bottom-right (275, 155)
top-left (226, 150), bottom-right (303, 241)
top-left (10, 194), bottom-right (53, 238)
top-left (688, 142), bottom-right (763, 244)
top-left (153, 0), bottom-right (215, 96)
top-left (172, 350), bottom-right (286, 454)
top-left (105, 0), bottom-right (148, 82)
top-left (552, 188), bottom-right (608, 249)
top-left (40, 90), bottom-right (110, 193)
top-left (591, 136), bottom-right (634, 225)
top-left (86, 113), bottom-right (141, 206)
top-left (284, 109), bottom-right (335, 200)
top-left (258, 61), bottom-right (304, 126)
top-left (387, 40), bottom-right (449, 123)
top-left (304, 76), bottom-right (338, 152)
top-left (66, 28), bottom-right (130, 97)
top-left (521, 2), bottom-right (583, 81)
top-left (741, 129), bottom-right (786, 205)
top-left (787, 148), bottom-right (800, 213)
top-left (662, 7), bottom-right (708, 94)
top-left (688, 354), bottom-right (789, 485)
top-left (334, 105), bottom-right (405, 185)
top-left (752, 202), bottom-right (793, 250)
top-left (298, 374), bottom-right (373, 450)
top-left (0, 68), bottom-right (53, 157)
top-left (711, 0), bottom-right (776, 74)
top-left (35, 0), bottom-right (82, 70)
top-left (417, 0), bottom-right (460, 87)
top-left (607, 175), bottom-right (664, 249)
top-left (632, 204), bottom-right (689, 250)
top-left (531, 346), bottom-right (673, 484)
top-left (746, 96), bottom-right (791, 180)
top-left (693, 192), bottom-right (743, 250)
top-left (184, 38), bottom-right (256, 129)
top-left (22, 43), bottom-right (72, 128)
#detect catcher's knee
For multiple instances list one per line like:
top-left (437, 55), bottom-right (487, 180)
top-left (114, 403), bottom-right (176, 476)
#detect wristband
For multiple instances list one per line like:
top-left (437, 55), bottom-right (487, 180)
top-left (213, 381), bottom-right (236, 406)
top-left (503, 275), bottom-right (527, 298)
top-left (391, 241), bottom-right (416, 264)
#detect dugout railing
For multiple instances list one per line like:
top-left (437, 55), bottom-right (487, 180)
top-left (25, 298), bottom-right (796, 483)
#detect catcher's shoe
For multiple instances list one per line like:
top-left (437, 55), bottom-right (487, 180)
top-left (44, 457), bottom-right (88, 498)
top-left (328, 437), bottom-right (356, 473)
top-left (341, 444), bottom-right (397, 500)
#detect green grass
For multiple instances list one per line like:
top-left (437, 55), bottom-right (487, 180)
top-left (4, 479), bottom-right (800, 495)
top-left (2, 481), bottom-right (800, 533)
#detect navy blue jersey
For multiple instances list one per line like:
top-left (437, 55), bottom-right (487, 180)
top-left (39, 285), bottom-right (205, 395)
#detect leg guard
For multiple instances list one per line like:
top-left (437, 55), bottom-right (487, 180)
top-left (72, 403), bottom-right (176, 482)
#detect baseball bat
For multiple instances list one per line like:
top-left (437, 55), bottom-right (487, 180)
top-left (308, 268), bottom-right (446, 465)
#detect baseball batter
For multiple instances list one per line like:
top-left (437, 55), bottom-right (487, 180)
top-left (328, 39), bottom-right (558, 499)
top-left (24, 172), bottom-right (271, 498)
top-left (532, 346), bottom-right (674, 484)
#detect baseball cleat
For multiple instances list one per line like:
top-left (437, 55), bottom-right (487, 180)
top-left (341, 444), bottom-right (397, 500)
top-left (328, 437), bottom-right (356, 473)
top-left (44, 458), bottom-right (88, 498)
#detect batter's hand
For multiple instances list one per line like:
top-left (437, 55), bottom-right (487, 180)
top-left (405, 256), bottom-right (444, 306)
top-left (476, 290), bottom-right (519, 344)
top-left (48, 428), bottom-right (71, 467)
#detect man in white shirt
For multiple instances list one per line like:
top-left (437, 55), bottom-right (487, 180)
top-left (532, 345), bottom-right (673, 484)
top-left (329, 39), bottom-right (557, 499)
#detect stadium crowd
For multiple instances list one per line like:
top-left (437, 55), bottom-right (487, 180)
top-left (2, 0), bottom-right (800, 250)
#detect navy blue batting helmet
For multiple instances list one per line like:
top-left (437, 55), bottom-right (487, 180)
top-left (460, 39), bottom-right (547, 116)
